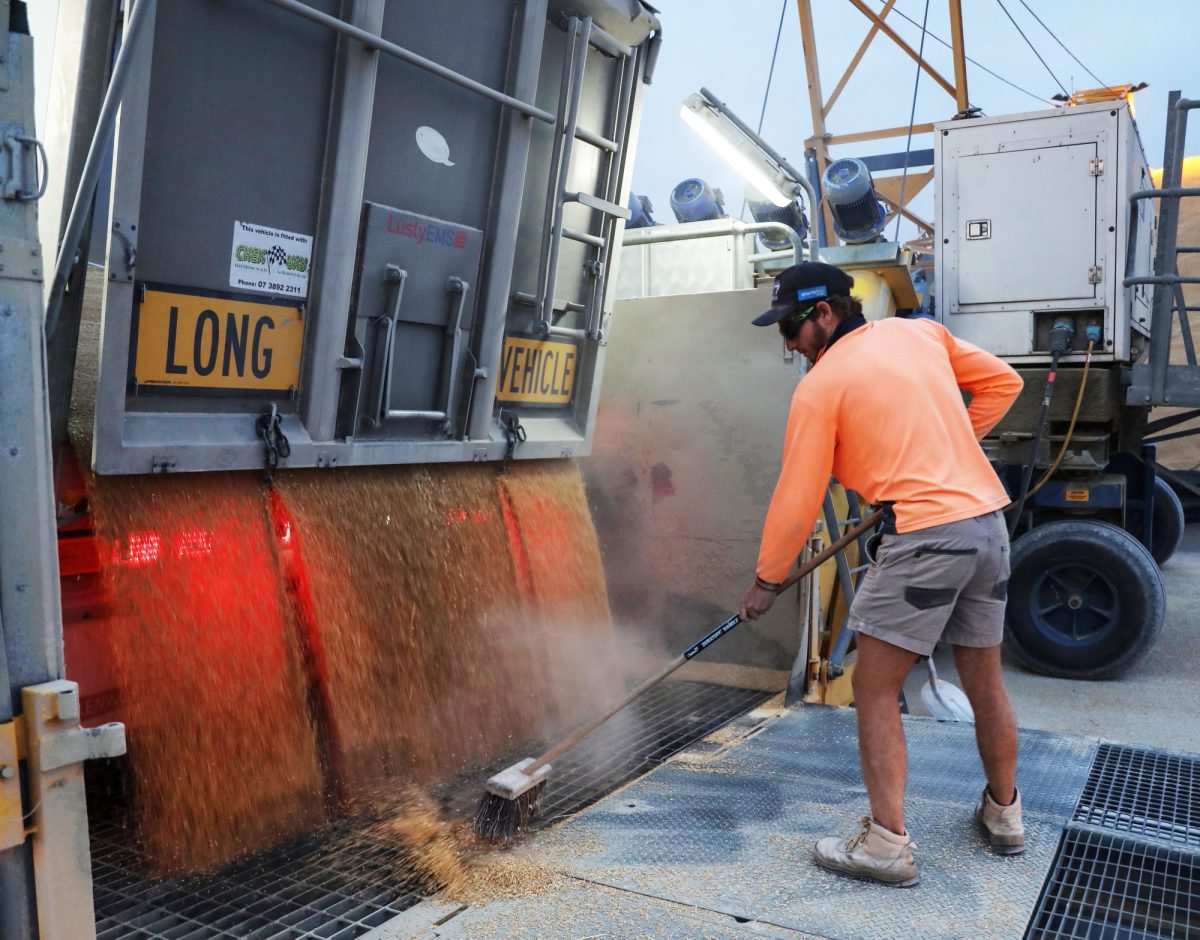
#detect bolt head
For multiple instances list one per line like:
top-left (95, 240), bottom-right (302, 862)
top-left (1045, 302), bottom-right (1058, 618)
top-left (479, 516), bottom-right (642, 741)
top-left (0, 765), bottom-right (12, 780)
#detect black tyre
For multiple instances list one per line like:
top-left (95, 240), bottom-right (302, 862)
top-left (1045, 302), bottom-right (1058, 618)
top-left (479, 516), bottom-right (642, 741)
top-left (1005, 520), bottom-right (1165, 679)
top-left (1125, 476), bottom-right (1185, 566)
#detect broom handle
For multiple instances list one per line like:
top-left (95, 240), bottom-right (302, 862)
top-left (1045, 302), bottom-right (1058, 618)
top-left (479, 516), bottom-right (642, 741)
top-left (526, 508), bottom-right (884, 774)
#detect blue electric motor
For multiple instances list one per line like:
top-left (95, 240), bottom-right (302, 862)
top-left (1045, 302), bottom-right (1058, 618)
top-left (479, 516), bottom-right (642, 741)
top-left (823, 158), bottom-right (887, 244)
top-left (626, 193), bottom-right (657, 228)
top-left (746, 192), bottom-right (809, 251)
top-left (669, 178), bottom-right (726, 223)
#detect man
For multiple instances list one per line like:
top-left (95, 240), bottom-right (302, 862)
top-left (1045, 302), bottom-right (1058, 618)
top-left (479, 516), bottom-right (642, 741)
top-left (739, 262), bottom-right (1025, 888)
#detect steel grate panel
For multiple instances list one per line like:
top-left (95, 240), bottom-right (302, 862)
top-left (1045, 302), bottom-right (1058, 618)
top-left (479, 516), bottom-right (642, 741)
top-left (1074, 743), bottom-right (1200, 848)
top-left (526, 680), bottom-right (771, 828)
top-left (90, 680), bottom-right (769, 937)
top-left (1027, 828), bottom-right (1200, 939)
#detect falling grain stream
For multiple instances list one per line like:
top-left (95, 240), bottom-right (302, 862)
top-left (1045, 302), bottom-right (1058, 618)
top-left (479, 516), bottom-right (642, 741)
top-left (86, 459), bottom-right (620, 880)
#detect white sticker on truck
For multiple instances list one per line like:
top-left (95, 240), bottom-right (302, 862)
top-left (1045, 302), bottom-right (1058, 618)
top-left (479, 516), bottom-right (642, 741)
top-left (229, 221), bottom-right (312, 298)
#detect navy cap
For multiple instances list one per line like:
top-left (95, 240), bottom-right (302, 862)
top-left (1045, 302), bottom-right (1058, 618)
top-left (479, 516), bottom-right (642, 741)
top-left (752, 262), bottom-right (855, 326)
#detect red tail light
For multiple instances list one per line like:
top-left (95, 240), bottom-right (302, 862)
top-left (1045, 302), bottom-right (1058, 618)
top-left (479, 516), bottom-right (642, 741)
top-left (110, 528), bottom-right (215, 567)
top-left (112, 531), bottom-right (163, 567)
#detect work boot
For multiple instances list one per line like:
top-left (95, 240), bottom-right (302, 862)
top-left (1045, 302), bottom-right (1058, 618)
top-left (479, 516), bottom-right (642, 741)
top-left (976, 786), bottom-right (1025, 855)
top-left (813, 816), bottom-right (919, 887)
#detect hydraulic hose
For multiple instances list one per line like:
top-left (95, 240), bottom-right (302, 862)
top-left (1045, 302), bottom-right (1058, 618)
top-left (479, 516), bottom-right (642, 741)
top-left (1026, 340), bottom-right (1095, 499)
top-left (1006, 320), bottom-right (1075, 537)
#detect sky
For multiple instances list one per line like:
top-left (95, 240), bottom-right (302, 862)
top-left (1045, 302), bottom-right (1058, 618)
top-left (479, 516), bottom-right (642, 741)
top-left (25, 0), bottom-right (1200, 242)
top-left (626, 0), bottom-right (1199, 238)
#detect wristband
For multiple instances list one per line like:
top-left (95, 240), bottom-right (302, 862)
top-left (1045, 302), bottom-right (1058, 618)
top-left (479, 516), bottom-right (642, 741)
top-left (755, 576), bottom-right (784, 594)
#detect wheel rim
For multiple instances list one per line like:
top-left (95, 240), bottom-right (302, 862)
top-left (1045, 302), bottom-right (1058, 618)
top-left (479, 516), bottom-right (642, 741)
top-left (1028, 562), bottom-right (1121, 648)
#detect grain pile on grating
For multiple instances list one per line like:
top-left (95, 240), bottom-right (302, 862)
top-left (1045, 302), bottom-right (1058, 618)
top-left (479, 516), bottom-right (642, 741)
top-left (372, 787), bottom-right (472, 894)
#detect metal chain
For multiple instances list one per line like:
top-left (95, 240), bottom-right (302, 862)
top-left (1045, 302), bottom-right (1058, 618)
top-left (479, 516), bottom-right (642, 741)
top-left (255, 404), bottom-right (291, 483)
top-left (498, 411), bottom-right (526, 475)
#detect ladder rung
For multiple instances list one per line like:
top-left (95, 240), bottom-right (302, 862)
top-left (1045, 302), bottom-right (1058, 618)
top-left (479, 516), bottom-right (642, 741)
top-left (566, 191), bottom-right (631, 220)
top-left (511, 291), bottom-right (585, 314)
top-left (574, 127), bottom-right (618, 153)
top-left (588, 24), bottom-right (632, 58)
top-left (561, 227), bottom-right (605, 248)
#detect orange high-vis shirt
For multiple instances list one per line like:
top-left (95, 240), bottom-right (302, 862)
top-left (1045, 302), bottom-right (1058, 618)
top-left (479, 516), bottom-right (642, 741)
top-left (756, 317), bottom-right (1023, 584)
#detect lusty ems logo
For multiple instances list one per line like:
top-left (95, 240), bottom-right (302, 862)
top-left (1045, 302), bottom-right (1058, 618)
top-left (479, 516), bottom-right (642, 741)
top-left (386, 213), bottom-right (467, 249)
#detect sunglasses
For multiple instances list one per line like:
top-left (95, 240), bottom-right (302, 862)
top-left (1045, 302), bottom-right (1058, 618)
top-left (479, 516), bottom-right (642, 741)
top-left (778, 304), bottom-right (818, 341)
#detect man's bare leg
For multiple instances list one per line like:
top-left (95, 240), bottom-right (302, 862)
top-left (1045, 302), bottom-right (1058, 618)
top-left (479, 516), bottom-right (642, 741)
top-left (852, 633), bottom-right (920, 834)
top-left (952, 643), bottom-right (1018, 803)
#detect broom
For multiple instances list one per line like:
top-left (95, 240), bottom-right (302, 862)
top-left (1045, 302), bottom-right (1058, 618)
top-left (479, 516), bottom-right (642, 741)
top-left (474, 507), bottom-right (884, 842)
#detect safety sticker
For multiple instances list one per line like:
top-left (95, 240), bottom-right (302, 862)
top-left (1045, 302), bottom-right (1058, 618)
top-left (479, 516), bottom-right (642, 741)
top-left (1064, 488), bottom-right (1090, 502)
top-left (229, 221), bottom-right (312, 298)
top-left (133, 285), bottom-right (305, 394)
top-left (495, 335), bottom-right (579, 406)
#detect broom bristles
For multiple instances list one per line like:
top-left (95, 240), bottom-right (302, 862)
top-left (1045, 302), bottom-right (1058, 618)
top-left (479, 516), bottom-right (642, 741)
top-left (473, 781), bottom-right (545, 843)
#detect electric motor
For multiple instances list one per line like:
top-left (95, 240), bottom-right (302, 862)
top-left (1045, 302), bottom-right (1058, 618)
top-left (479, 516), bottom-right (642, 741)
top-left (669, 178), bottom-right (726, 223)
top-left (823, 158), bottom-right (886, 244)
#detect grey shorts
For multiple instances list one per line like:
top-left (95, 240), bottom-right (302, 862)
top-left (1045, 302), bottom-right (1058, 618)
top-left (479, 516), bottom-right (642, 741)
top-left (848, 511), bottom-right (1010, 656)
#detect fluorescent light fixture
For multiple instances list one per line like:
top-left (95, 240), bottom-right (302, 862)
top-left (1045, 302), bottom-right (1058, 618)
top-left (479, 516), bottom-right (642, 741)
top-left (680, 92), bottom-right (795, 208)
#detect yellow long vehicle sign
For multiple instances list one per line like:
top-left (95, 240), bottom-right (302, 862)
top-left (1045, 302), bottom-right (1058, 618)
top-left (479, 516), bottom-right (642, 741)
top-left (133, 286), bottom-right (305, 393)
top-left (495, 335), bottom-right (579, 406)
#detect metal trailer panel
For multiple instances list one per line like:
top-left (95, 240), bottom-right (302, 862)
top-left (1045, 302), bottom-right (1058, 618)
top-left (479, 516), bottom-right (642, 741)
top-left (86, 0), bottom-right (656, 474)
top-left (935, 100), bottom-right (1152, 366)
top-left (348, 204), bottom-right (484, 439)
top-left (134, 0), bottom-right (338, 295)
top-left (362, 2), bottom-right (513, 234)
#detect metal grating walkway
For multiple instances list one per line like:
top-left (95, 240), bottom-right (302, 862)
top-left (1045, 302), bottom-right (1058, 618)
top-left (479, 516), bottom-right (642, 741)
top-left (1074, 743), bottom-right (1200, 848)
top-left (1028, 829), bottom-right (1200, 939)
top-left (1028, 743), bottom-right (1200, 939)
top-left (417, 704), bottom-right (1100, 940)
top-left (89, 680), bottom-right (769, 938)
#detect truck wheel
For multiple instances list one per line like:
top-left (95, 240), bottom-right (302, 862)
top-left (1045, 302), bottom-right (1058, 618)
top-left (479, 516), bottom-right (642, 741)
top-left (1131, 476), bottom-right (1185, 566)
top-left (1005, 520), bottom-right (1165, 679)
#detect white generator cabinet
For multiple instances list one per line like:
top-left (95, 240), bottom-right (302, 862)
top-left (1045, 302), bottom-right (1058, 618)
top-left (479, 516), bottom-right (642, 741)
top-left (935, 101), bottom-right (1154, 364)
